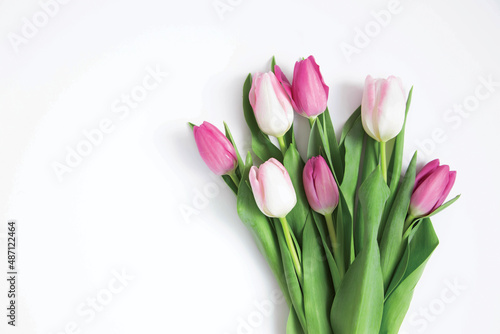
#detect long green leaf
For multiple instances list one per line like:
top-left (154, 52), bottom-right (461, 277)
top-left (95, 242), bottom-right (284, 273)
top-left (303, 214), bottom-right (334, 334)
top-left (320, 108), bottom-right (344, 182)
top-left (380, 219), bottom-right (439, 334)
top-left (312, 211), bottom-right (342, 292)
top-left (224, 122), bottom-right (244, 177)
top-left (287, 308), bottom-right (306, 334)
top-left (331, 168), bottom-right (389, 334)
top-left (387, 87), bottom-right (413, 192)
top-left (283, 143), bottom-right (309, 241)
top-left (275, 218), bottom-right (307, 331)
top-left (380, 152), bottom-right (417, 291)
top-left (354, 134), bottom-right (378, 255)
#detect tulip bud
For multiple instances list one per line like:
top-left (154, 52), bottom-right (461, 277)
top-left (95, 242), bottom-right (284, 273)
top-left (193, 121), bottom-right (238, 175)
top-left (361, 75), bottom-right (406, 142)
top-left (249, 158), bottom-right (297, 218)
top-left (303, 156), bottom-right (339, 215)
top-left (290, 56), bottom-right (329, 118)
top-left (409, 159), bottom-right (457, 217)
top-left (249, 71), bottom-right (294, 138)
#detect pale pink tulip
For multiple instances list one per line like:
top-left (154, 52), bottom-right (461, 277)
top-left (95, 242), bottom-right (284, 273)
top-left (361, 75), bottom-right (406, 142)
top-left (249, 158), bottom-right (297, 218)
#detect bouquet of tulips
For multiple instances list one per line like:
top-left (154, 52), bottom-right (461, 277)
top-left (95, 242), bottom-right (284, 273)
top-left (189, 56), bottom-right (459, 334)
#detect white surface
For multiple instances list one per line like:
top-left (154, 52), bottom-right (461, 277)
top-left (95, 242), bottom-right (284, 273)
top-left (1, 0), bottom-right (499, 333)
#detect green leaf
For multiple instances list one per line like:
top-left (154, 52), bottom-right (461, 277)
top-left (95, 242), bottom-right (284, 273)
top-left (274, 218), bottom-right (307, 331)
top-left (330, 168), bottom-right (389, 334)
top-left (387, 87), bottom-right (413, 193)
top-left (330, 241), bottom-right (384, 334)
top-left (319, 108), bottom-right (344, 182)
top-left (380, 219), bottom-right (439, 334)
top-left (283, 143), bottom-right (309, 241)
top-left (224, 121), bottom-right (245, 177)
top-left (339, 106), bottom-right (361, 145)
top-left (284, 124), bottom-right (296, 153)
top-left (271, 56), bottom-right (277, 73)
top-left (380, 152), bottom-right (417, 291)
top-left (287, 308), bottom-right (306, 334)
top-left (340, 118), bottom-right (364, 217)
top-left (302, 214), bottom-right (334, 334)
top-left (242, 74), bottom-right (283, 162)
top-left (221, 175), bottom-right (238, 195)
top-left (312, 211), bottom-right (342, 292)
top-left (236, 182), bottom-right (291, 308)
top-left (242, 151), bottom-right (253, 181)
top-left (357, 166), bottom-right (391, 250)
top-left (188, 122), bottom-right (195, 130)
top-left (307, 119), bottom-right (322, 160)
top-left (354, 133), bottom-right (378, 256)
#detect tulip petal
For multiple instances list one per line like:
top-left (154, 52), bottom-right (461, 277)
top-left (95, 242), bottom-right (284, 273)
top-left (410, 165), bottom-right (450, 216)
top-left (414, 159), bottom-right (440, 189)
top-left (432, 170), bottom-right (457, 211)
top-left (376, 76), bottom-right (406, 142)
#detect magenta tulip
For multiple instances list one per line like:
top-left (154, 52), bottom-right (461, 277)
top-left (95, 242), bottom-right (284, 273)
top-left (409, 159), bottom-right (457, 217)
top-left (249, 158), bottom-right (297, 218)
top-left (193, 121), bottom-right (237, 175)
top-left (275, 56), bottom-right (329, 118)
top-left (303, 156), bottom-right (339, 215)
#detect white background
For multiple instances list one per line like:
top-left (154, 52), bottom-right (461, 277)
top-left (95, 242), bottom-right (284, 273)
top-left (1, 0), bottom-right (499, 333)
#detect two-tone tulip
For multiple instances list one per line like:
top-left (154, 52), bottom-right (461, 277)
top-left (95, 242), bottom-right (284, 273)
top-left (249, 71), bottom-right (294, 138)
top-left (193, 121), bottom-right (238, 176)
top-left (409, 159), bottom-right (457, 218)
top-left (361, 75), bottom-right (406, 182)
top-left (249, 158), bottom-right (297, 218)
top-left (361, 75), bottom-right (406, 143)
top-left (303, 156), bottom-right (339, 215)
top-left (275, 56), bottom-right (329, 119)
top-left (250, 158), bottom-right (302, 281)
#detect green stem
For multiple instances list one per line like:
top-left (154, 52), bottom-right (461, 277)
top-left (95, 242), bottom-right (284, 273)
top-left (277, 136), bottom-right (287, 154)
top-left (380, 141), bottom-right (387, 182)
top-left (228, 170), bottom-right (240, 188)
top-left (325, 212), bottom-right (345, 278)
top-left (279, 216), bottom-right (303, 284)
top-left (403, 214), bottom-right (415, 237)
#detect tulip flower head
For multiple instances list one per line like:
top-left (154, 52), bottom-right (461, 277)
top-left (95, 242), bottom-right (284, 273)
top-left (249, 158), bottom-right (297, 218)
top-left (249, 71), bottom-right (294, 138)
top-left (303, 156), bottom-right (339, 215)
top-left (409, 159), bottom-right (457, 218)
top-left (193, 121), bottom-right (238, 176)
top-left (361, 75), bottom-right (406, 142)
top-left (290, 56), bottom-right (329, 118)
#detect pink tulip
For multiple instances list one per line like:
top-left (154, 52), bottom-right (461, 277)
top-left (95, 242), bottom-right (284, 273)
top-left (249, 158), bottom-right (297, 218)
top-left (409, 159), bottom-right (457, 217)
top-left (361, 75), bottom-right (406, 142)
top-left (249, 71), bottom-right (294, 138)
top-left (193, 121), bottom-right (237, 175)
top-left (277, 55), bottom-right (329, 118)
top-left (303, 156), bottom-right (339, 215)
